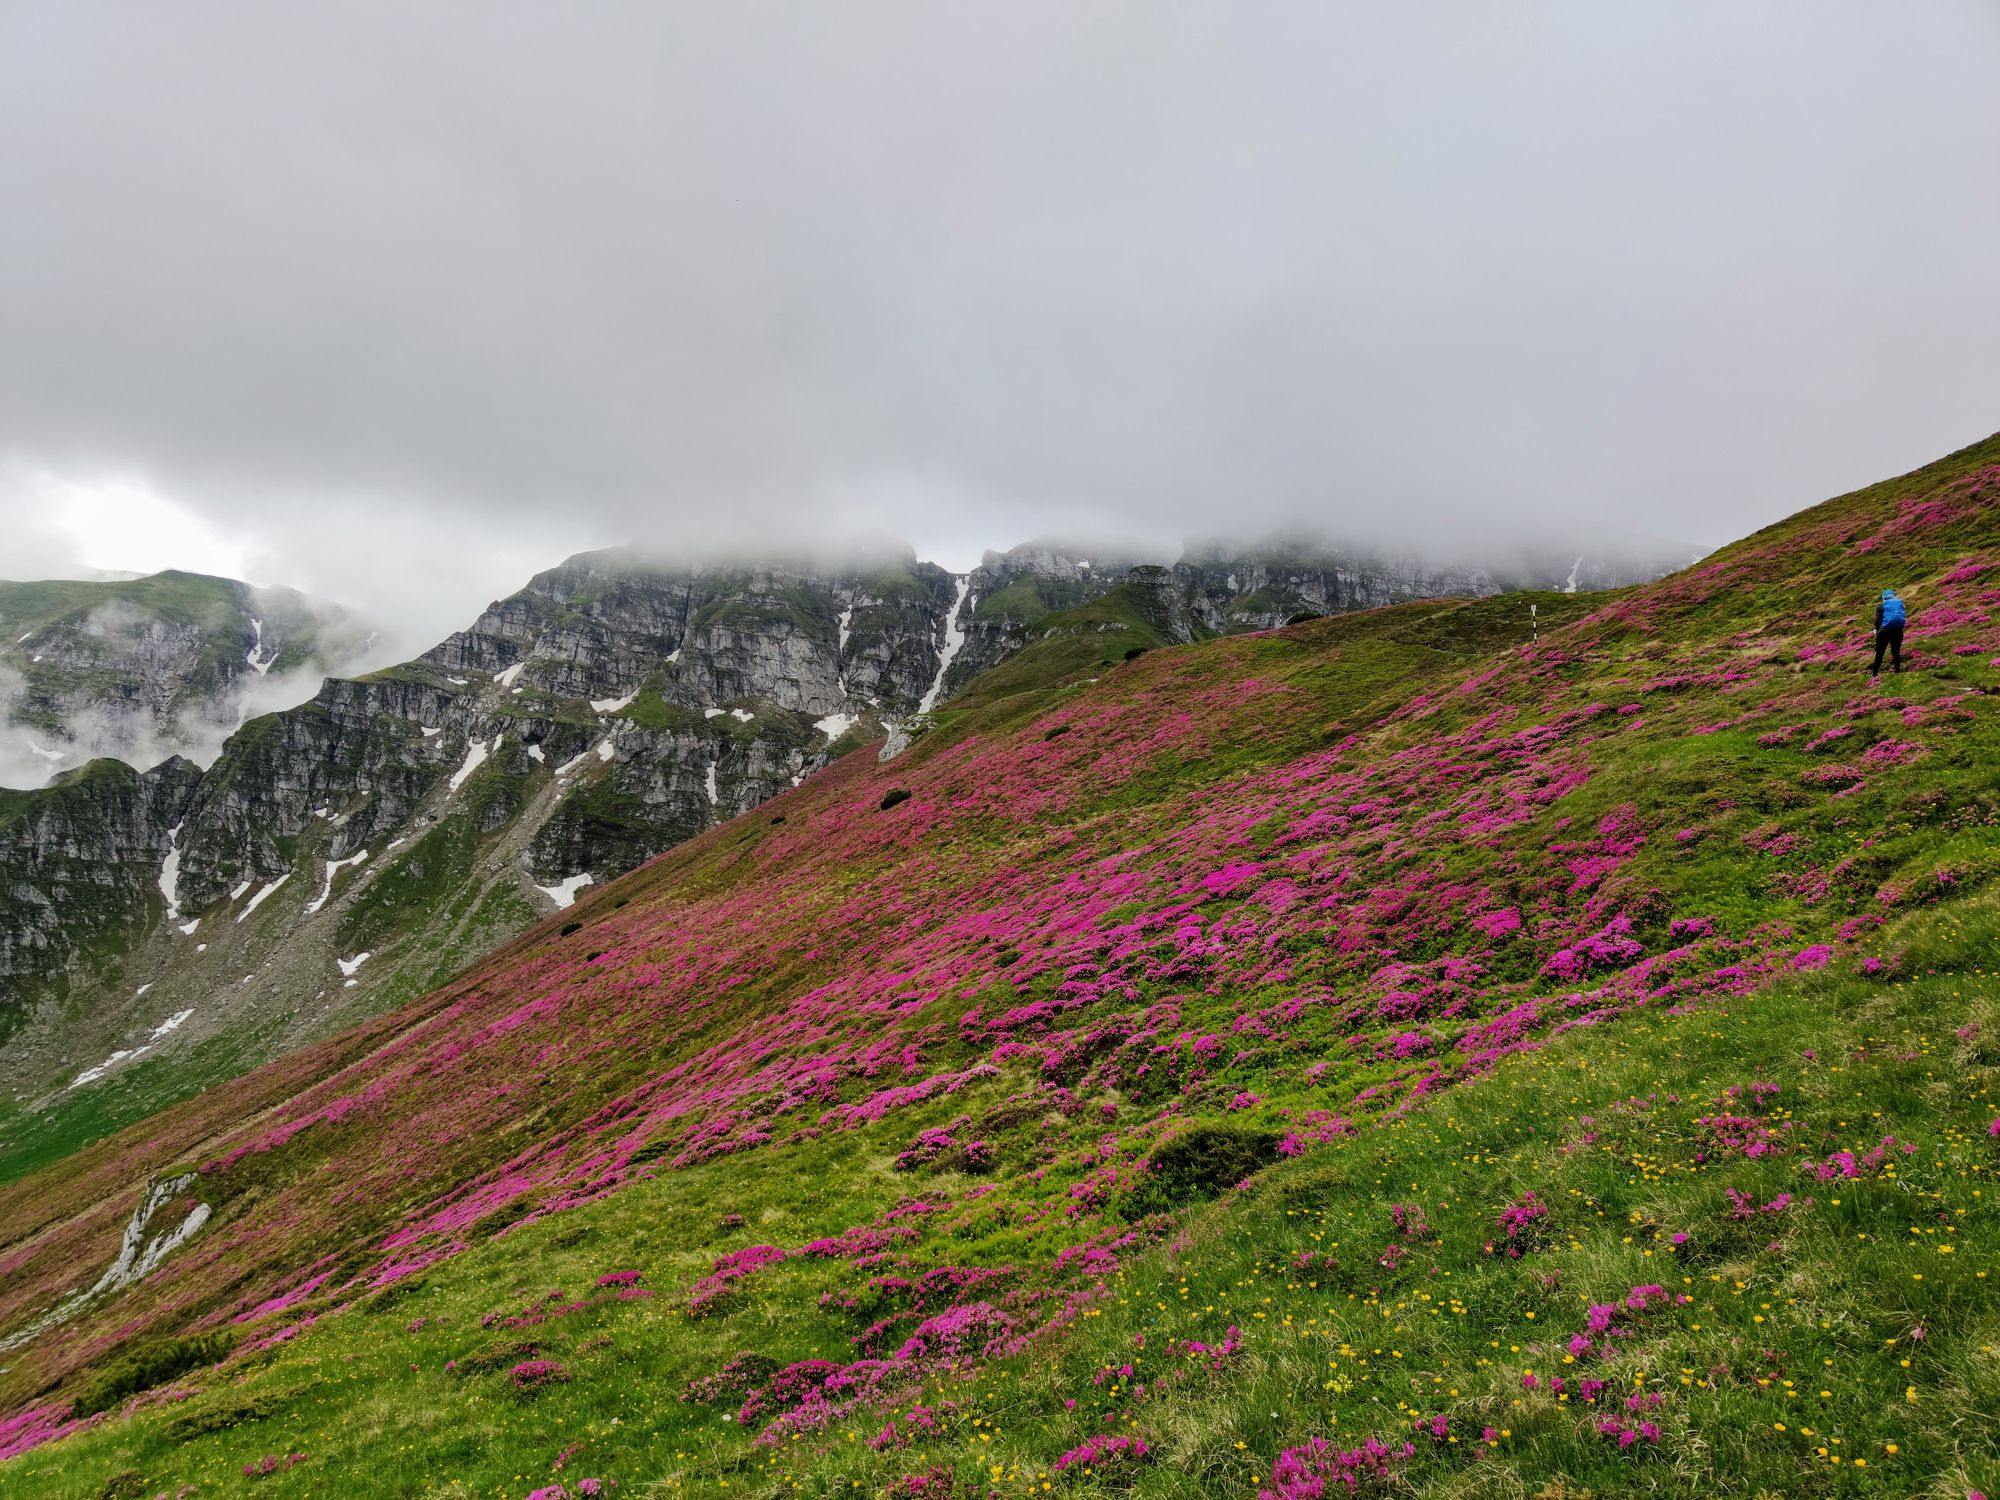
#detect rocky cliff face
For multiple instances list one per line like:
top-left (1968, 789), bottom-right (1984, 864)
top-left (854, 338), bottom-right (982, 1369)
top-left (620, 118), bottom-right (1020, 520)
top-left (0, 571), bottom-right (375, 788)
top-left (0, 756), bottom-right (199, 1035)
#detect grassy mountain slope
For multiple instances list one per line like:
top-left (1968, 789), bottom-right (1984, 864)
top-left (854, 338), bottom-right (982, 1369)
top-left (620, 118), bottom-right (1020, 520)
top-left (0, 440), bottom-right (1996, 1497)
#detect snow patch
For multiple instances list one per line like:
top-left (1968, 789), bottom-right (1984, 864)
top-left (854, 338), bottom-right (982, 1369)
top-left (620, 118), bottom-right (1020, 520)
top-left (447, 735), bottom-right (497, 795)
top-left (1563, 556), bottom-right (1584, 594)
top-left (703, 707), bottom-right (725, 719)
top-left (526, 743), bottom-right (545, 763)
top-left (590, 691), bottom-right (636, 713)
top-left (306, 848), bottom-right (369, 914)
top-left (535, 872), bottom-right (594, 909)
top-left (26, 740), bottom-right (64, 764)
top-left (447, 675), bottom-right (469, 685)
top-left (704, 760), bottom-right (720, 806)
top-left (814, 712), bottom-right (857, 741)
top-left (836, 605), bottom-right (853, 653)
top-left (495, 661), bottom-right (526, 687)
top-left (229, 878), bottom-right (254, 901)
top-left (421, 726), bottom-right (442, 738)
top-left (729, 707), bottom-right (754, 722)
top-left (553, 737), bottom-right (615, 776)
top-left (158, 824), bottom-right (183, 919)
top-left (336, 951), bottom-right (372, 978)
top-left (236, 874), bottom-right (290, 922)
top-left (150, 1009), bottom-right (194, 1040)
top-left (69, 1049), bottom-right (142, 1088)
top-left (245, 617), bottom-right (273, 675)
top-left (917, 576), bottom-right (973, 713)
top-left (135, 983), bottom-right (152, 998)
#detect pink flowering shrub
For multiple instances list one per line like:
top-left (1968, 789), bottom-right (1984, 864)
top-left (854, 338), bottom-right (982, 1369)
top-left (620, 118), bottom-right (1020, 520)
top-left (1809, 1136), bottom-right (1915, 1181)
top-left (510, 1359), bottom-right (569, 1389)
top-left (893, 1120), bottom-right (994, 1173)
top-left (1260, 1435), bottom-right (1414, 1497)
top-left (1054, 1433), bottom-right (1150, 1471)
top-left (1487, 1190), bottom-right (1551, 1257)
top-left (688, 1245), bottom-right (787, 1316)
top-left (885, 1469), bottom-right (953, 1497)
top-left (1561, 1283), bottom-right (1680, 1362)
top-left (243, 1452), bottom-right (308, 1478)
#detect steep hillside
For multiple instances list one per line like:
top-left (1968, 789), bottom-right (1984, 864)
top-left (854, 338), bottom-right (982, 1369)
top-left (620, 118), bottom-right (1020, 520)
top-left (0, 445), bottom-right (1992, 1496)
top-left (0, 536), bottom-right (1674, 1180)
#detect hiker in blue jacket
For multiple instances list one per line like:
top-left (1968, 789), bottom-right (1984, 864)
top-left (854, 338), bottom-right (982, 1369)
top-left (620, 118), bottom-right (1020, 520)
top-left (1871, 589), bottom-right (1906, 676)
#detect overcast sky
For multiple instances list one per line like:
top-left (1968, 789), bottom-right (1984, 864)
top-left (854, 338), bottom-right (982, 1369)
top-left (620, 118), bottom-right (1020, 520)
top-left (3, 2), bottom-right (1998, 652)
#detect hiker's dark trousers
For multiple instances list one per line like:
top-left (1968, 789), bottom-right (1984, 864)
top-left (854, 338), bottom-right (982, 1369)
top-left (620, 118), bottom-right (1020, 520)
top-left (1872, 622), bottom-right (1904, 674)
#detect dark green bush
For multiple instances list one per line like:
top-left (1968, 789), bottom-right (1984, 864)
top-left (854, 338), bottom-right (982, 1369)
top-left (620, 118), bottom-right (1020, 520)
top-left (70, 1331), bottom-right (234, 1417)
top-left (1119, 1123), bottom-right (1281, 1220)
top-left (459, 1336), bottom-right (543, 1374)
top-left (163, 1389), bottom-right (277, 1441)
top-left (880, 788), bottom-right (913, 811)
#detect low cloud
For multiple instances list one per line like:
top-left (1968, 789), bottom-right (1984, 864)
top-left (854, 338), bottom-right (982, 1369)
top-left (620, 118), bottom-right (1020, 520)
top-left (1, 5), bottom-right (1996, 655)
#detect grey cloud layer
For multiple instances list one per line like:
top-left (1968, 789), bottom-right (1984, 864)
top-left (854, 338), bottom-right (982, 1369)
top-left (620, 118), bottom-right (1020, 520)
top-left (3, 2), bottom-right (1999, 644)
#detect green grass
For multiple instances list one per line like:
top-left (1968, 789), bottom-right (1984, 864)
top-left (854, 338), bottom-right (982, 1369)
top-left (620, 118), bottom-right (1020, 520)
top-left (8, 897), bottom-right (1992, 1499)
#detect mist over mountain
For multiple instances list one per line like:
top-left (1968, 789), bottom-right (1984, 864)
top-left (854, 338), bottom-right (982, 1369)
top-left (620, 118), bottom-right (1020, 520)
top-left (0, 573), bottom-right (386, 789)
top-left (5, 6), bottom-right (1998, 651)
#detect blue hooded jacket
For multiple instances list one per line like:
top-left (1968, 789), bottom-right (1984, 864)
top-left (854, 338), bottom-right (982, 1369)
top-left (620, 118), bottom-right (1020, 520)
top-left (1878, 590), bottom-right (1905, 629)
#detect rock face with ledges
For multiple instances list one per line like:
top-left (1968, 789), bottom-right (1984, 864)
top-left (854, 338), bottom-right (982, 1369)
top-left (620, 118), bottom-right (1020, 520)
top-left (0, 756), bottom-right (200, 1029)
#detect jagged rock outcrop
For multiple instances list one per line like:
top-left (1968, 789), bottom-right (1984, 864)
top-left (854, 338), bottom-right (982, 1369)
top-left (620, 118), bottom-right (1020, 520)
top-left (526, 712), bottom-right (819, 880)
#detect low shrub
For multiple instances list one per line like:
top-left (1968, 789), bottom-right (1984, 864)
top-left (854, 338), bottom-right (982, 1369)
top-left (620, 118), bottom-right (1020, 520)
top-left (71, 1332), bottom-right (234, 1418)
top-left (1120, 1123), bottom-right (1282, 1219)
top-left (163, 1390), bottom-right (277, 1442)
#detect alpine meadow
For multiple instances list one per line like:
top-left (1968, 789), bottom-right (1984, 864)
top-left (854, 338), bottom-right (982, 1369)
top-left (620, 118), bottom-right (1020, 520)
top-left (0, 436), bottom-right (1995, 1499)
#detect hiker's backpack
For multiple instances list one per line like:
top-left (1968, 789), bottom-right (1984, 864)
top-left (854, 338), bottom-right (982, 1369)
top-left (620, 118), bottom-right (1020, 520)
top-left (1881, 594), bottom-right (1906, 627)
